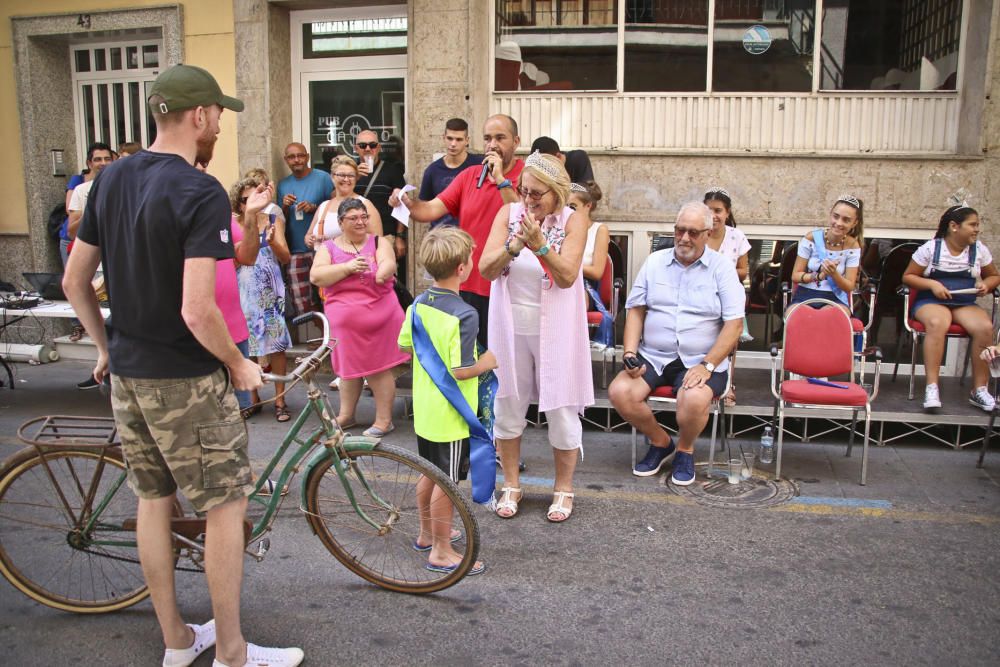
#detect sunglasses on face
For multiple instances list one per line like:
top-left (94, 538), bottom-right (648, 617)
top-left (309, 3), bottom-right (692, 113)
top-left (341, 214), bottom-right (370, 224)
top-left (517, 186), bottom-right (552, 200)
top-left (674, 227), bottom-right (707, 239)
top-left (285, 153), bottom-right (307, 160)
top-left (356, 142), bottom-right (379, 150)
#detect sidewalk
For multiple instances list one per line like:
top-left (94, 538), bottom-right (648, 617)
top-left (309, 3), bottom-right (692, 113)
top-left (2, 358), bottom-right (999, 516)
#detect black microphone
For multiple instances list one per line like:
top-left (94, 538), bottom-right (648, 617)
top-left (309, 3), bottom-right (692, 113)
top-left (476, 161), bottom-right (490, 189)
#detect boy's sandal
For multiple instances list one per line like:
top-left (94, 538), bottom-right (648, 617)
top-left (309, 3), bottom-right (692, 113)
top-left (69, 325), bottom-right (86, 342)
top-left (724, 387), bottom-right (736, 407)
top-left (495, 487), bottom-right (522, 519)
top-left (274, 404), bottom-right (291, 423)
top-left (546, 491), bottom-right (575, 523)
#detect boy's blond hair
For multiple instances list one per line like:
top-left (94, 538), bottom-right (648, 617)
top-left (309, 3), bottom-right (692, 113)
top-left (420, 227), bottom-right (474, 281)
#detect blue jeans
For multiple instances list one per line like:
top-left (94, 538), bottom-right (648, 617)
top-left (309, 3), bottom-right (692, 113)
top-left (234, 339), bottom-right (252, 410)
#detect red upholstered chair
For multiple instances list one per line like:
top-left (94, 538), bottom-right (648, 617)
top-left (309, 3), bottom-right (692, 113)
top-left (586, 255), bottom-right (621, 387)
top-left (897, 285), bottom-right (999, 400)
top-left (769, 300), bottom-right (882, 485)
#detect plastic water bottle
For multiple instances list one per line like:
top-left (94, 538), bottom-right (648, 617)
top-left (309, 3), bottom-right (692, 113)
top-left (759, 426), bottom-right (774, 464)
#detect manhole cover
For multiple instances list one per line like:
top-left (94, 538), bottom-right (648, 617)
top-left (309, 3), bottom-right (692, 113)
top-left (666, 463), bottom-right (798, 508)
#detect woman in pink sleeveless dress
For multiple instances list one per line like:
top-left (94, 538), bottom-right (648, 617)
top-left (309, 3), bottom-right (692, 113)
top-left (310, 198), bottom-right (409, 437)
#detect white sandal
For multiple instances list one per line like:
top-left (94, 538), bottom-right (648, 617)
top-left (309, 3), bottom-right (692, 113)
top-left (547, 491), bottom-right (575, 523)
top-left (495, 487), bottom-right (522, 519)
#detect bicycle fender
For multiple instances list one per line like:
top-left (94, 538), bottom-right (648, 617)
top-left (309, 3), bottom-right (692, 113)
top-left (300, 435), bottom-right (383, 496)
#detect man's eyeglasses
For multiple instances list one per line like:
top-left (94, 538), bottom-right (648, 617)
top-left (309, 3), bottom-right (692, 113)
top-left (285, 153), bottom-right (307, 160)
top-left (333, 172), bottom-right (357, 180)
top-left (341, 214), bottom-right (370, 224)
top-left (517, 186), bottom-right (551, 200)
top-left (355, 142), bottom-right (379, 150)
top-left (674, 226), bottom-right (708, 239)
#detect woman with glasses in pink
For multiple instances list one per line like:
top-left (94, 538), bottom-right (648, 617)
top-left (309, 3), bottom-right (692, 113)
top-left (306, 155), bottom-right (383, 247)
top-left (479, 151), bottom-right (594, 523)
top-left (310, 198), bottom-right (409, 438)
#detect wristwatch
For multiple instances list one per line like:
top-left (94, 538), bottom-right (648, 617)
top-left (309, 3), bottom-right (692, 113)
top-left (700, 360), bottom-right (716, 372)
top-left (533, 244), bottom-right (550, 257)
top-left (504, 239), bottom-right (520, 257)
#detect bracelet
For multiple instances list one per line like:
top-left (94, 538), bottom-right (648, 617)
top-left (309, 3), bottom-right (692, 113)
top-left (504, 239), bottom-right (520, 257)
top-left (497, 179), bottom-right (512, 190)
top-left (624, 350), bottom-right (637, 357)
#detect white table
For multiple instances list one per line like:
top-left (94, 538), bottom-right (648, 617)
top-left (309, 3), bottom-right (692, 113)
top-left (0, 300), bottom-right (110, 387)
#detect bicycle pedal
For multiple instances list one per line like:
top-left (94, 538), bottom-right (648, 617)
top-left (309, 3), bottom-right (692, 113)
top-left (250, 538), bottom-right (270, 561)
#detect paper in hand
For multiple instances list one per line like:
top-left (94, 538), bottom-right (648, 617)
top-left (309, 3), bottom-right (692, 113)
top-left (391, 185), bottom-right (417, 227)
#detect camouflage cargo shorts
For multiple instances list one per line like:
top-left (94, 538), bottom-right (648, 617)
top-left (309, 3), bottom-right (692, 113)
top-left (110, 367), bottom-right (253, 513)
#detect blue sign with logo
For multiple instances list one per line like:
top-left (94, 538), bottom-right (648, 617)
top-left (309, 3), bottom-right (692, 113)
top-left (743, 25), bottom-right (772, 55)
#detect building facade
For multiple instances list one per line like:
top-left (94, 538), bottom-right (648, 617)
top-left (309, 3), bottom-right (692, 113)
top-left (2, 0), bottom-right (998, 365)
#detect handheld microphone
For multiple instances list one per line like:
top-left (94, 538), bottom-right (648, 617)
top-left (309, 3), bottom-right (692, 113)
top-left (476, 161), bottom-right (490, 189)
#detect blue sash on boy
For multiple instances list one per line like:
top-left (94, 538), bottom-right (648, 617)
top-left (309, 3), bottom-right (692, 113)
top-left (411, 307), bottom-right (497, 505)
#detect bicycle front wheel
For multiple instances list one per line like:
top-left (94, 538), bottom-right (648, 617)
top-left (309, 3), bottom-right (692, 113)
top-left (304, 443), bottom-right (480, 594)
top-left (0, 447), bottom-right (150, 613)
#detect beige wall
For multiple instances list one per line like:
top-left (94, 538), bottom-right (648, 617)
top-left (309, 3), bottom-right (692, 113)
top-left (0, 0), bottom-right (238, 244)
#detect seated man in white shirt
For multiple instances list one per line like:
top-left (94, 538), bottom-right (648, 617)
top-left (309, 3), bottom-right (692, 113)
top-left (609, 202), bottom-right (744, 486)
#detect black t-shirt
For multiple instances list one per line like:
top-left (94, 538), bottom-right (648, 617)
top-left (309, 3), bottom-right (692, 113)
top-left (77, 150), bottom-right (234, 378)
top-left (355, 159), bottom-right (406, 236)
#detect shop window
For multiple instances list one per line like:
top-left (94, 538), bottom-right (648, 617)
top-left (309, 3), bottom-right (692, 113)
top-left (494, 0), bottom-right (963, 93)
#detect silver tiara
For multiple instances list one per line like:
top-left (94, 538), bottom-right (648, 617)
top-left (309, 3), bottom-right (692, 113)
top-left (705, 186), bottom-right (730, 199)
top-left (524, 150), bottom-right (563, 181)
top-left (836, 194), bottom-right (861, 209)
top-left (569, 182), bottom-right (588, 193)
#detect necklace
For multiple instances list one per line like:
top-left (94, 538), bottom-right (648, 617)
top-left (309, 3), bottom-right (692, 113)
top-left (825, 230), bottom-right (845, 249)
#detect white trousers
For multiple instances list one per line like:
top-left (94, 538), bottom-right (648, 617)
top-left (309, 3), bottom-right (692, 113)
top-left (493, 332), bottom-right (583, 451)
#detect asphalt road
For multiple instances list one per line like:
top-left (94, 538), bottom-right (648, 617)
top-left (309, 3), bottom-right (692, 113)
top-left (1, 360), bottom-right (999, 665)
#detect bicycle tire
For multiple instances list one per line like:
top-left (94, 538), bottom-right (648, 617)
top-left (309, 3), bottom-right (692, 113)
top-left (304, 443), bottom-right (480, 594)
top-left (0, 447), bottom-right (151, 613)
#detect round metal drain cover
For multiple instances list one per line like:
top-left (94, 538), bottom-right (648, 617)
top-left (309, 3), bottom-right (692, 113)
top-left (665, 463), bottom-right (799, 508)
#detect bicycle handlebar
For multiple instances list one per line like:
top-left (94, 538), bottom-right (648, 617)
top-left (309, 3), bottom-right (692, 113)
top-left (261, 312), bottom-right (332, 385)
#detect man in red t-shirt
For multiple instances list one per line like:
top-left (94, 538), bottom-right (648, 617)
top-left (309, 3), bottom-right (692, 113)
top-left (392, 114), bottom-right (523, 347)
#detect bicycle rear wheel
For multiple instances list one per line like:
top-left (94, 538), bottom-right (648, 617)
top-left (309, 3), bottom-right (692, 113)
top-left (0, 447), bottom-right (150, 613)
top-left (304, 443), bottom-right (480, 594)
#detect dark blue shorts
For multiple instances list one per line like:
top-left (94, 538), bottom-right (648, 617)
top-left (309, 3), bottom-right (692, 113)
top-left (636, 354), bottom-right (728, 398)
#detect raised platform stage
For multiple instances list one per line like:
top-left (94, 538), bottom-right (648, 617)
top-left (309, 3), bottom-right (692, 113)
top-left (394, 364), bottom-right (992, 450)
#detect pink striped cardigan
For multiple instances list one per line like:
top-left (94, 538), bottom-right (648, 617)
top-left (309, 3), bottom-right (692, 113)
top-left (487, 203), bottom-right (595, 414)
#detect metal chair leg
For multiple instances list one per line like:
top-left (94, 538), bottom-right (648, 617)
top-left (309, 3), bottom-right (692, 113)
top-left (860, 405), bottom-right (871, 485)
top-left (846, 410), bottom-right (858, 458)
top-left (775, 401), bottom-right (786, 481)
top-left (979, 407), bottom-right (996, 468)
top-left (908, 332), bottom-right (918, 400)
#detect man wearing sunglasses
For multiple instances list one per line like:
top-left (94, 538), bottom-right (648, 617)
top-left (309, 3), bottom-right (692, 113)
top-left (354, 130), bottom-right (406, 269)
top-left (609, 202), bottom-right (744, 487)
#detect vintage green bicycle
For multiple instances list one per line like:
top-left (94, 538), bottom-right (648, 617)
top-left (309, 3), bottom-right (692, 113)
top-left (0, 313), bottom-right (480, 613)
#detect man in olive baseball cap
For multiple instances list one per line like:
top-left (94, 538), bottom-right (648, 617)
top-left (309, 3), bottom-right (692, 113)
top-left (147, 63), bottom-right (244, 113)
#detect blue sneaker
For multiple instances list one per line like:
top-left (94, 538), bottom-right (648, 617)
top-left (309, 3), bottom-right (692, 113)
top-left (670, 451), bottom-right (696, 486)
top-left (633, 439), bottom-right (676, 477)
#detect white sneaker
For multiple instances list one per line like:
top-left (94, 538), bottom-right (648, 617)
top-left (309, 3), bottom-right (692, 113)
top-left (923, 383), bottom-right (941, 409)
top-left (970, 386), bottom-right (996, 412)
top-left (213, 643), bottom-right (304, 667)
top-left (163, 620), bottom-right (216, 667)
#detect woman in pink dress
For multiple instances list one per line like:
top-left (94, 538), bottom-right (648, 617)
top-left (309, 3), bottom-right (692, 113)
top-left (310, 198), bottom-right (409, 437)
